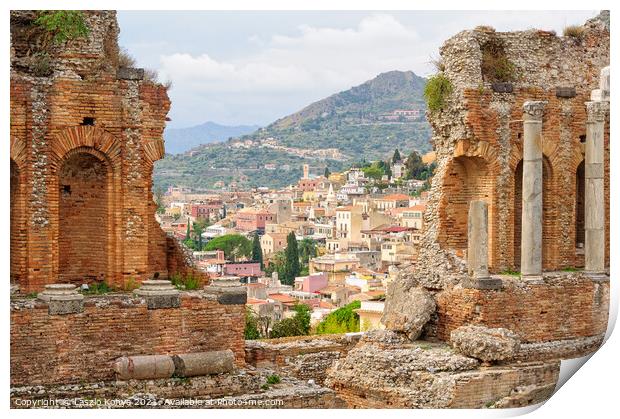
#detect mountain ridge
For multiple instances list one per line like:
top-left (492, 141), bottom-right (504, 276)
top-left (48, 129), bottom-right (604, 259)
top-left (154, 70), bottom-right (432, 190)
top-left (164, 121), bottom-right (260, 155)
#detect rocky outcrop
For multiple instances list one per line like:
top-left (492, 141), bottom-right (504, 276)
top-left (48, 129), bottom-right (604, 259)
top-left (450, 325), bottom-right (520, 362)
top-left (381, 285), bottom-right (435, 340)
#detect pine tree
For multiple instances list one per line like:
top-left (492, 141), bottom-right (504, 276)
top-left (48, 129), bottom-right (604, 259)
top-left (283, 231), bottom-right (300, 285)
top-left (185, 218), bottom-right (191, 241)
top-left (324, 166), bottom-right (330, 178)
top-left (392, 148), bottom-right (401, 163)
top-left (252, 233), bottom-right (263, 269)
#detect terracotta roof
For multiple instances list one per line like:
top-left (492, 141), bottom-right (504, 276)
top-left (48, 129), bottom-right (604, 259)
top-left (247, 298), bottom-right (268, 305)
top-left (268, 294), bottom-right (297, 304)
top-left (378, 193), bottom-right (410, 201)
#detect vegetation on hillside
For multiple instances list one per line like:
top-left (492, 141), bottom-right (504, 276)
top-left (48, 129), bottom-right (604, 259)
top-left (153, 71), bottom-right (432, 190)
top-left (315, 300), bottom-right (361, 334)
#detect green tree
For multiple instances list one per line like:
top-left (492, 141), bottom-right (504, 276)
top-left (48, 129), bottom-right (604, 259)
top-left (405, 150), bottom-right (426, 180)
top-left (264, 250), bottom-right (287, 279)
top-left (315, 300), bottom-right (361, 334)
top-left (205, 234), bottom-right (252, 261)
top-left (298, 238), bottom-right (318, 266)
top-left (154, 186), bottom-right (165, 214)
top-left (244, 307), bottom-right (261, 340)
top-left (282, 232), bottom-right (300, 285)
top-left (192, 219), bottom-right (209, 250)
top-left (252, 233), bottom-right (264, 269)
top-left (184, 218), bottom-right (191, 241)
top-left (392, 148), bottom-right (401, 163)
top-left (269, 304), bottom-right (311, 338)
top-left (324, 166), bottom-right (331, 178)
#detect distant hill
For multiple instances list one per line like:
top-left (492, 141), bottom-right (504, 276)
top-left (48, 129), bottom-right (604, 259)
top-left (247, 70), bottom-right (431, 160)
top-left (154, 70), bottom-right (432, 190)
top-left (163, 121), bottom-right (260, 154)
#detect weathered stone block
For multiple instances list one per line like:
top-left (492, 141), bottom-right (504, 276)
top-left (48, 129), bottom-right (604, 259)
top-left (134, 280), bottom-right (180, 309)
top-left (172, 350), bottom-right (235, 377)
top-left (113, 355), bottom-right (175, 380)
top-left (555, 86), bottom-right (577, 98)
top-left (116, 67), bottom-right (144, 80)
top-left (37, 284), bottom-right (84, 315)
top-left (450, 325), bottom-right (520, 361)
top-left (381, 285), bottom-right (435, 340)
top-left (491, 82), bottom-right (513, 93)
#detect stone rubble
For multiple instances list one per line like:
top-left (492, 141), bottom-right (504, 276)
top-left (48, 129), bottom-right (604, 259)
top-left (450, 325), bottom-right (521, 362)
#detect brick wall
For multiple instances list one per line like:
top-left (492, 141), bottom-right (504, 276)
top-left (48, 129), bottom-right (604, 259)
top-left (435, 275), bottom-right (609, 343)
top-left (9, 11), bottom-right (200, 292)
top-left (10, 294), bottom-right (245, 386)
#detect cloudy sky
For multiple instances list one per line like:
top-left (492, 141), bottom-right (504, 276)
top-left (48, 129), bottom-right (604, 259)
top-left (117, 10), bottom-right (598, 129)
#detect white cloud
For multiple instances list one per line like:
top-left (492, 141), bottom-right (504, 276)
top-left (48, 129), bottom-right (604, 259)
top-left (158, 14), bottom-right (433, 126)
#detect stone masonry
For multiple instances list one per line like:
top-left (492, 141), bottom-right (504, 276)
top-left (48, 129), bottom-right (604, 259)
top-left (9, 11), bottom-right (202, 292)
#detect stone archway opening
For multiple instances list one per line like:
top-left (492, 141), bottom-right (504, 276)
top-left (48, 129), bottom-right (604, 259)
top-left (58, 152), bottom-right (110, 284)
top-left (10, 159), bottom-right (25, 284)
top-left (439, 156), bottom-right (493, 265)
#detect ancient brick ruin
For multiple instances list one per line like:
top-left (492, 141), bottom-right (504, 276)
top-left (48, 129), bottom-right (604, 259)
top-left (10, 11), bottom-right (612, 410)
top-left (9, 11), bottom-right (200, 293)
top-left (325, 12), bottom-right (611, 408)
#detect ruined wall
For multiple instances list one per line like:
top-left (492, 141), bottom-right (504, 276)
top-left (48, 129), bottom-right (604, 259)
top-left (10, 293), bottom-right (245, 386)
top-left (434, 273), bottom-right (609, 348)
top-left (245, 334), bottom-right (361, 385)
top-left (9, 11), bottom-right (195, 292)
top-left (416, 13), bottom-right (609, 282)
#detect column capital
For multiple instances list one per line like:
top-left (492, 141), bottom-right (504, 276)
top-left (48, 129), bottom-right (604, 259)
top-left (586, 100), bottom-right (609, 123)
top-left (523, 101), bottom-right (547, 120)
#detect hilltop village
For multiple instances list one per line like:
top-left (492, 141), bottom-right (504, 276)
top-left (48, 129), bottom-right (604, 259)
top-left (156, 155), bottom-right (435, 333)
top-left (10, 10), bottom-right (610, 409)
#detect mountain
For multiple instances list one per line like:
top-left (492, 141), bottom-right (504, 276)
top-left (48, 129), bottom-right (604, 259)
top-left (154, 70), bottom-right (432, 191)
top-left (163, 121), bottom-right (260, 154)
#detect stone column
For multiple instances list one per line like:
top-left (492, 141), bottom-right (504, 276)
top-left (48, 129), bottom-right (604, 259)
top-left (584, 100), bottom-right (608, 277)
top-left (464, 201), bottom-right (501, 290)
top-left (520, 101), bottom-right (546, 282)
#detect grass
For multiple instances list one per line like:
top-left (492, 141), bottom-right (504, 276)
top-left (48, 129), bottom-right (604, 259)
top-left (563, 25), bottom-right (586, 40)
top-left (170, 272), bottom-right (202, 290)
top-left (24, 292), bottom-right (38, 299)
top-left (480, 37), bottom-right (516, 82)
top-left (562, 266), bottom-right (579, 272)
top-left (266, 374), bottom-right (281, 385)
top-left (499, 270), bottom-right (520, 276)
top-left (81, 282), bottom-right (112, 295)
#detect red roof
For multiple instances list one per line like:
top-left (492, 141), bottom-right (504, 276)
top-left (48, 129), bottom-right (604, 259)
top-left (379, 193), bottom-right (410, 201)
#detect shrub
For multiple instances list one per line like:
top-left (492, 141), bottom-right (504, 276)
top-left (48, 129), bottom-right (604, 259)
top-left (118, 48), bottom-right (137, 67)
top-left (34, 11), bottom-right (90, 45)
top-left (82, 281), bottom-right (112, 295)
top-left (266, 374), bottom-right (281, 385)
top-left (170, 272), bottom-right (201, 290)
top-left (315, 300), bottom-right (361, 334)
top-left (424, 73), bottom-right (453, 112)
top-left (31, 52), bottom-right (52, 77)
top-left (245, 308), bottom-right (261, 340)
top-left (269, 304), bottom-right (311, 338)
top-left (122, 277), bottom-right (139, 292)
top-left (563, 25), bottom-right (585, 40)
top-left (480, 38), bottom-right (516, 82)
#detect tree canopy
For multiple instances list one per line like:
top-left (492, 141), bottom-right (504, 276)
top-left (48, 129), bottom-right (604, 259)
top-left (315, 300), bottom-right (361, 334)
top-left (205, 234), bottom-right (252, 261)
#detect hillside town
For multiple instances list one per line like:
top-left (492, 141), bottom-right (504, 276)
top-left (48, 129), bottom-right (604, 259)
top-left (156, 151), bottom-right (435, 334)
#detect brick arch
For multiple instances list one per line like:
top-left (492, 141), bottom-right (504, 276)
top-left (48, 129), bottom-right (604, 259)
top-left (50, 126), bottom-right (121, 168)
top-left (49, 127), bottom-right (122, 286)
top-left (438, 154), bottom-right (496, 268)
top-left (10, 136), bottom-right (27, 285)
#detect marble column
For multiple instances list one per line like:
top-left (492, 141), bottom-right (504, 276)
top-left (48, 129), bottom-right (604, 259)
top-left (520, 101), bottom-right (546, 282)
top-left (584, 100), bottom-right (608, 276)
top-left (464, 200), bottom-right (501, 290)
